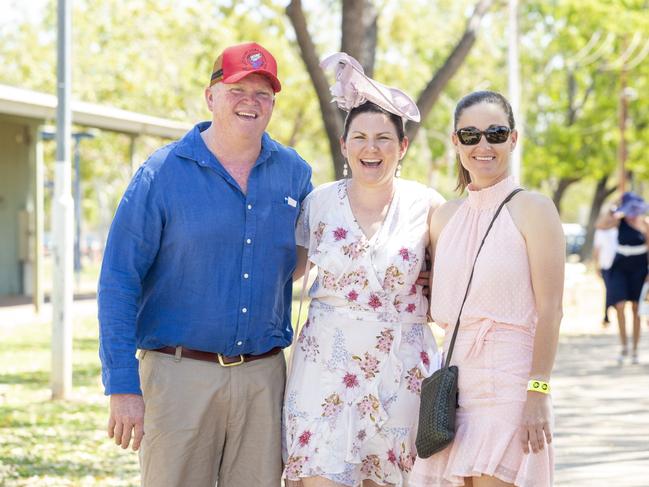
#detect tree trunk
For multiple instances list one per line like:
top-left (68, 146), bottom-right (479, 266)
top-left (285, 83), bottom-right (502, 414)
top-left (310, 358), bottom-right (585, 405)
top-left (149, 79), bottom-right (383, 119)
top-left (552, 177), bottom-right (579, 214)
top-left (286, 0), bottom-right (346, 179)
top-left (406, 0), bottom-right (494, 141)
top-left (341, 0), bottom-right (377, 76)
top-left (581, 176), bottom-right (616, 260)
top-left (287, 106), bottom-right (306, 148)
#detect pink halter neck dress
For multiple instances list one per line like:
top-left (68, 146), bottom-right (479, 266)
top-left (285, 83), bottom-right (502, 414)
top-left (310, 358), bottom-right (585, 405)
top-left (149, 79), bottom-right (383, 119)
top-left (410, 176), bottom-right (553, 487)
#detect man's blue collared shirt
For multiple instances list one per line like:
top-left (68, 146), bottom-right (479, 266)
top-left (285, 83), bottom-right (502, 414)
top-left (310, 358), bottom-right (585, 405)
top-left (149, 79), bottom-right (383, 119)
top-left (98, 122), bottom-right (312, 395)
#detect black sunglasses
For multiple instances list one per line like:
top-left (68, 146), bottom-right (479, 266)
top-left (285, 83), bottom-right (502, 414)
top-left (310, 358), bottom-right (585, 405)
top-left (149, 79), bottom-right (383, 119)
top-left (455, 125), bottom-right (511, 145)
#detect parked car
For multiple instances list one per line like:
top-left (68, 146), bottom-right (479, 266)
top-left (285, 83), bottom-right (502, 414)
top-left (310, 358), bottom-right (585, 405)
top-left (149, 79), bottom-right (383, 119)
top-left (562, 223), bottom-right (586, 256)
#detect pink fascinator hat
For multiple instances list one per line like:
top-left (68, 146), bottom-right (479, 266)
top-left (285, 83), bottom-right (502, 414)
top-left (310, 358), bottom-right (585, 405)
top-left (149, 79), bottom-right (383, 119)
top-left (320, 52), bottom-right (421, 123)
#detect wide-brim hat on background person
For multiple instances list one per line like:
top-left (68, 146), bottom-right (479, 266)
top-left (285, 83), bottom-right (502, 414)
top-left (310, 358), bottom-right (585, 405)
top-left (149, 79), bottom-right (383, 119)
top-left (320, 52), bottom-right (420, 122)
top-left (616, 191), bottom-right (649, 218)
top-left (209, 42), bottom-right (281, 92)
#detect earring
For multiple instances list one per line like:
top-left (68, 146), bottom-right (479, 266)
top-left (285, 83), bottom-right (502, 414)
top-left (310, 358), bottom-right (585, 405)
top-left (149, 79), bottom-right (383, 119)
top-left (395, 163), bottom-right (402, 178)
top-left (343, 161), bottom-right (349, 178)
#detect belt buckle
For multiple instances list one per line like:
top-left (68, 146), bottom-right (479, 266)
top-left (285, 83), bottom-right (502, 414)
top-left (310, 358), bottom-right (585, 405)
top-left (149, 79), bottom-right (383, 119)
top-left (217, 353), bottom-right (245, 367)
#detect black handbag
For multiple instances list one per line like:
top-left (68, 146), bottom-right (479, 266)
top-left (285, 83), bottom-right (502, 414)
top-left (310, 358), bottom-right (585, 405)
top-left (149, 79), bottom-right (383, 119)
top-left (415, 188), bottom-right (523, 458)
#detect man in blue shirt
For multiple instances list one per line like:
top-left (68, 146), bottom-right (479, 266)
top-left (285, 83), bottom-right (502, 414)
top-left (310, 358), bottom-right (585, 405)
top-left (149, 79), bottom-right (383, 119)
top-left (98, 42), bottom-right (312, 487)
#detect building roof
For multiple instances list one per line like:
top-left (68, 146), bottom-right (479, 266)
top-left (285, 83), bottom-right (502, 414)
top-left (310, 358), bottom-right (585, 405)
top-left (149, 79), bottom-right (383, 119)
top-left (0, 83), bottom-right (191, 138)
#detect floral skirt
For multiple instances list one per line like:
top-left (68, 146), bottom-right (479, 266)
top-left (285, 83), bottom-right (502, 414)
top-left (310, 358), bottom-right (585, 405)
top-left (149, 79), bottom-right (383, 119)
top-left (282, 304), bottom-right (439, 486)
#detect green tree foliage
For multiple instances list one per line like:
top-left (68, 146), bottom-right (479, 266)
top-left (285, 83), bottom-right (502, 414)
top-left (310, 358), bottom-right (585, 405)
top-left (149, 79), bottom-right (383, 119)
top-left (519, 0), bottom-right (649, 256)
top-left (2, 0), bottom-right (648, 243)
top-left (0, 0), bottom-right (330, 229)
top-left (521, 0), bottom-right (649, 204)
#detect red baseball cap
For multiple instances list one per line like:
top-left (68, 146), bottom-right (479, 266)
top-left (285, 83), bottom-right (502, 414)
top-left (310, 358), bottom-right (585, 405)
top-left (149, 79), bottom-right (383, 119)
top-left (209, 42), bottom-right (281, 93)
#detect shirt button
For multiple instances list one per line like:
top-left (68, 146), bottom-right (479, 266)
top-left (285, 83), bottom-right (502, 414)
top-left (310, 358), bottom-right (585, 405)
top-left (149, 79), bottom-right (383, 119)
top-left (242, 307), bottom-right (248, 313)
top-left (243, 273), bottom-right (249, 279)
top-left (236, 341), bottom-right (243, 346)
top-left (246, 238), bottom-right (252, 244)
top-left (247, 204), bottom-right (252, 210)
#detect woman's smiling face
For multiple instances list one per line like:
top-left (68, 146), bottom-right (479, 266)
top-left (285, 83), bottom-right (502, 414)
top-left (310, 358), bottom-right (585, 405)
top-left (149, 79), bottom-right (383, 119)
top-left (340, 112), bottom-right (408, 187)
top-left (452, 101), bottom-right (517, 188)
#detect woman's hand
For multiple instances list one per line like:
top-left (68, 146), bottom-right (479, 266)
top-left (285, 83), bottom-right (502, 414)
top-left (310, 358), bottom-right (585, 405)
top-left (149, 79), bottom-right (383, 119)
top-left (519, 391), bottom-right (553, 454)
top-left (416, 247), bottom-right (432, 297)
top-left (415, 269), bottom-right (430, 288)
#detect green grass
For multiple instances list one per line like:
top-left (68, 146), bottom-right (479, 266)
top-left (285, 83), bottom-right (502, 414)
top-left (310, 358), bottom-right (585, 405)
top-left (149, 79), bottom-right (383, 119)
top-left (0, 298), bottom-right (309, 486)
top-left (0, 308), bottom-right (140, 486)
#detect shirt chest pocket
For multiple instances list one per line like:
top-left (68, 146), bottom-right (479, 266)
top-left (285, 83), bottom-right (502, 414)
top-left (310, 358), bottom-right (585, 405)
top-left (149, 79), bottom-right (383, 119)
top-left (270, 200), bottom-right (299, 249)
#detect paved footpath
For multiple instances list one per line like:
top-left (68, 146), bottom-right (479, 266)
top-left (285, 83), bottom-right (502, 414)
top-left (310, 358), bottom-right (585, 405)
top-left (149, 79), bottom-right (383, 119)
top-left (553, 334), bottom-right (649, 486)
top-left (554, 264), bottom-right (649, 486)
top-left (1, 266), bottom-right (648, 486)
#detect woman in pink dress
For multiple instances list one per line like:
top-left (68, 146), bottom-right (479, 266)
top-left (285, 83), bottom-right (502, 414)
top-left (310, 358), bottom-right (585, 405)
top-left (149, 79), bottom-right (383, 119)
top-left (410, 91), bottom-right (565, 487)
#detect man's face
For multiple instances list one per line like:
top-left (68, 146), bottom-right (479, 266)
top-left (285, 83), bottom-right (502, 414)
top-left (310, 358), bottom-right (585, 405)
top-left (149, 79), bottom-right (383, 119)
top-left (206, 73), bottom-right (275, 136)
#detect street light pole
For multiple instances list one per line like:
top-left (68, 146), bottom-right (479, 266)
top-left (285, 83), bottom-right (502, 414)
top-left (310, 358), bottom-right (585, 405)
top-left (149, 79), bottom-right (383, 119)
top-left (52, 0), bottom-right (73, 400)
top-left (508, 0), bottom-right (522, 184)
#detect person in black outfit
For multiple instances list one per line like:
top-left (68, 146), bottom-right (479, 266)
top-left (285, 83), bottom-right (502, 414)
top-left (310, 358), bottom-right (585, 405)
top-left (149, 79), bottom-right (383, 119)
top-left (598, 192), bottom-right (649, 364)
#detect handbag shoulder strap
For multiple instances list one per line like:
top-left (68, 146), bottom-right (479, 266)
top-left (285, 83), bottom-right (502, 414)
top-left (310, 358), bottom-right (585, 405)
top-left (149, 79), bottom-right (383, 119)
top-left (444, 187), bottom-right (524, 367)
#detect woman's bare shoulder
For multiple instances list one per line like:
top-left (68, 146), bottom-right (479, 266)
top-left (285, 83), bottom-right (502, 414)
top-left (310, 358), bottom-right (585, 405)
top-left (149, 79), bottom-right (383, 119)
top-left (430, 198), bottom-right (465, 238)
top-left (509, 190), bottom-right (557, 217)
top-left (508, 190), bottom-right (562, 236)
top-left (437, 198), bottom-right (465, 214)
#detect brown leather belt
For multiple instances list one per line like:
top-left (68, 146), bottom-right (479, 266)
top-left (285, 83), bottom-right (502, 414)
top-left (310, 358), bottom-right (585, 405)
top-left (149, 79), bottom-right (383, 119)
top-left (153, 346), bottom-right (282, 367)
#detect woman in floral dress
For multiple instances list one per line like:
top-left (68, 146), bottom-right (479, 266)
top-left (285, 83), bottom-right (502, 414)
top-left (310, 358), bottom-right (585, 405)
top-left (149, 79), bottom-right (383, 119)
top-left (282, 53), bottom-right (443, 487)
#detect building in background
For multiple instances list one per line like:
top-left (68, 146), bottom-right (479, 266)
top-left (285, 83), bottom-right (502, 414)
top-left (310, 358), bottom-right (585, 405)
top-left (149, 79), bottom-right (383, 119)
top-left (0, 83), bottom-right (189, 309)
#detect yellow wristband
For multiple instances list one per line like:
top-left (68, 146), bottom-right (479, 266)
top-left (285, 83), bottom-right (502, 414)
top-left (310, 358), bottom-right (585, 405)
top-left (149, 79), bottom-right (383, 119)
top-left (527, 379), bottom-right (551, 394)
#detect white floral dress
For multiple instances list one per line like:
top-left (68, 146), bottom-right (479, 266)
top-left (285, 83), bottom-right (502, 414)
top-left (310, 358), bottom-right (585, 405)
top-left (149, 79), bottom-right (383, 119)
top-left (283, 179), bottom-right (443, 486)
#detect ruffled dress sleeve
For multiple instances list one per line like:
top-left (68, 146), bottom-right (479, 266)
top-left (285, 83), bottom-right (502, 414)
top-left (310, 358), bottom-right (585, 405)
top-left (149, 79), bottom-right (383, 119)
top-left (296, 193), bottom-right (311, 249)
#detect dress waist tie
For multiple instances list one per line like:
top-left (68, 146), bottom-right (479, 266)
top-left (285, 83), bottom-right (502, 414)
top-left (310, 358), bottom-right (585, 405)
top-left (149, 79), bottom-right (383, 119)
top-left (449, 318), bottom-right (532, 360)
top-left (465, 319), bottom-right (496, 359)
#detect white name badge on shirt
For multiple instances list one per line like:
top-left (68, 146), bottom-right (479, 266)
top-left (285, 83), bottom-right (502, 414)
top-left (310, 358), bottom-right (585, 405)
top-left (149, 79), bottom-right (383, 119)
top-left (285, 196), bottom-right (297, 207)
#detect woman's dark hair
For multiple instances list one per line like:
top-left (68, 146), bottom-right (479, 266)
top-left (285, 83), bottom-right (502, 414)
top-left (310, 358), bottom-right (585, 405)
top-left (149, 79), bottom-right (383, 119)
top-left (342, 102), bottom-right (406, 142)
top-left (453, 90), bottom-right (515, 193)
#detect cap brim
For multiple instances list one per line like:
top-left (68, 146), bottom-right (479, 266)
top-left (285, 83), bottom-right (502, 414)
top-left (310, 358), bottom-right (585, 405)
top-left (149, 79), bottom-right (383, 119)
top-left (223, 70), bottom-right (281, 93)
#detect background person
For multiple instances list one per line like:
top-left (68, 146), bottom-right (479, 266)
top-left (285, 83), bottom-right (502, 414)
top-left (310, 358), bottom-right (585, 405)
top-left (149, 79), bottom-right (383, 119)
top-left (596, 191), bottom-right (649, 364)
top-left (593, 212), bottom-right (618, 327)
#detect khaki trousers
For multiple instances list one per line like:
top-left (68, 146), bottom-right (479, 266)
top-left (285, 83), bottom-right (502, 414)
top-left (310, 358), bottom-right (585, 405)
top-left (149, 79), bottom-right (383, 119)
top-left (138, 349), bottom-right (286, 487)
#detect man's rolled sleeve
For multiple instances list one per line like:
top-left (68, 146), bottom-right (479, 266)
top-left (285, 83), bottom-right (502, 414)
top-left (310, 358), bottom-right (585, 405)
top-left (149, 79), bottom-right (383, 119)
top-left (98, 165), bottom-right (164, 395)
